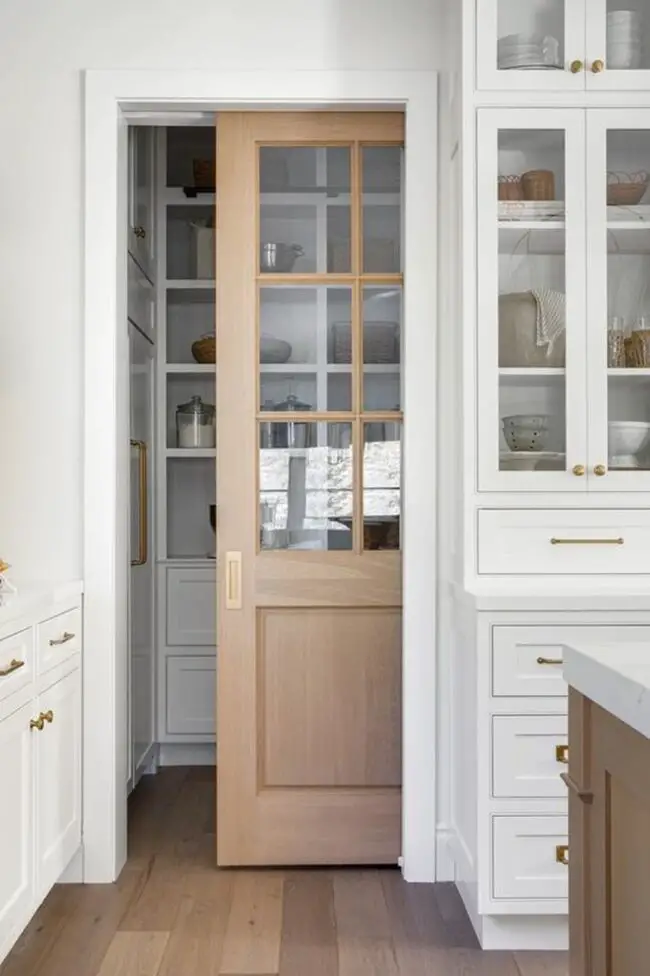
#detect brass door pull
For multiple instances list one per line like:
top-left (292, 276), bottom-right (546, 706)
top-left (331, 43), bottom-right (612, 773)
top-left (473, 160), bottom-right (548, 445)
top-left (551, 537), bottom-right (623, 546)
top-left (130, 439), bottom-right (148, 566)
top-left (594, 464), bottom-right (607, 476)
top-left (572, 464), bottom-right (585, 476)
top-left (30, 715), bottom-right (44, 732)
top-left (40, 710), bottom-right (54, 724)
top-left (225, 552), bottom-right (242, 610)
top-left (570, 59), bottom-right (584, 73)
top-left (537, 656), bottom-right (563, 666)
top-left (49, 632), bottom-right (74, 647)
top-left (591, 59), bottom-right (605, 73)
top-left (556, 845), bottom-right (569, 865)
top-left (0, 658), bottom-right (25, 678)
top-left (555, 744), bottom-right (569, 764)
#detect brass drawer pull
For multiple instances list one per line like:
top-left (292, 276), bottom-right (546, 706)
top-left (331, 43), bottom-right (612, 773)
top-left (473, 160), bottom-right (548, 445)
top-left (49, 631), bottom-right (75, 647)
top-left (30, 715), bottom-right (44, 732)
top-left (550, 537), bottom-right (624, 546)
top-left (537, 656), bottom-right (563, 666)
top-left (556, 845), bottom-right (569, 865)
top-left (555, 744), bottom-right (569, 764)
top-left (0, 658), bottom-right (25, 678)
top-left (560, 772), bottom-right (593, 804)
top-left (40, 710), bottom-right (54, 724)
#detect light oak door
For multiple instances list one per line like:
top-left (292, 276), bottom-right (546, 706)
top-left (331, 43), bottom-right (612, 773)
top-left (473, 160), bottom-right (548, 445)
top-left (216, 112), bottom-right (404, 865)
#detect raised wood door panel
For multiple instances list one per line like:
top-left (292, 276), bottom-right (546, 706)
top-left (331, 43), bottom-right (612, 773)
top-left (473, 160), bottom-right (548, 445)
top-left (566, 689), bottom-right (592, 976)
top-left (216, 112), bottom-right (404, 865)
top-left (0, 703), bottom-right (33, 968)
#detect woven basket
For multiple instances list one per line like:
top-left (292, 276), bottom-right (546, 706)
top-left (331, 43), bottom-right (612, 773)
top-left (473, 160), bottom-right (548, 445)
top-left (626, 330), bottom-right (650, 367)
top-left (331, 322), bottom-right (398, 365)
top-left (607, 181), bottom-right (648, 206)
top-left (193, 158), bottom-right (214, 188)
top-left (191, 333), bottom-right (216, 364)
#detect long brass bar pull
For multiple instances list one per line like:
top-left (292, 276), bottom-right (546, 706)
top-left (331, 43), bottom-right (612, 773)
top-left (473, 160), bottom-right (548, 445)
top-left (537, 657), bottom-right (563, 666)
top-left (0, 658), bottom-right (25, 678)
top-left (130, 439), bottom-right (148, 566)
top-left (550, 537), bottom-right (624, 546)
top-left (225, 552), bottom-right (242, 610)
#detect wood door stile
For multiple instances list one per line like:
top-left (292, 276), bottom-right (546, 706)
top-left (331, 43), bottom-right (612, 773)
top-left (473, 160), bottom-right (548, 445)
top-left (216, 112), bottom-right (404, 865)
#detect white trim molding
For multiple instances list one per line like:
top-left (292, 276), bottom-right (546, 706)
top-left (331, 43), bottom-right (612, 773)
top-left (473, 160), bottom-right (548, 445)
top-left (84, 69), bottom-right (438, 883)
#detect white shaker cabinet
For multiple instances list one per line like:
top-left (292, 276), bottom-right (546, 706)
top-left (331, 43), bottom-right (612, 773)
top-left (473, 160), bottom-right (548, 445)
top-left (0, 703), bottom-right (33, 966)
top-left (128, 127), bottom-right (156, 282)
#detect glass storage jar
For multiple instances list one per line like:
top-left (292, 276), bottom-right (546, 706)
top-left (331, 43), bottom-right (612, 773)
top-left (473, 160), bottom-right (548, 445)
top-left (271, 393), bottom-right (315, 448)
top-left (176, 395), bottom-right (216, 448)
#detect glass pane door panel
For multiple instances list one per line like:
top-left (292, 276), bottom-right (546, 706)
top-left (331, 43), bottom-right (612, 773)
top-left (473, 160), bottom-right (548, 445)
top-left (259, 422), bottom-right (353, 550)
top-left (606, 2), bottom-right (650, 71)
top-left (260, 286), bottom-right (352, 412)
top-left (362, 147), bottom-right (402, 273)
top-left (363, 287), bottom-right (401, 410)
top-left (496, 0), bottom-right (565, 73)
top-left (259, 147), bottom-right (351, 274)
top-left (498, 129), bottom-right (567, 472)
top-left (606, 130), bottom-right (650, 220)
top-left (363, 423), bottom-right (401, 550)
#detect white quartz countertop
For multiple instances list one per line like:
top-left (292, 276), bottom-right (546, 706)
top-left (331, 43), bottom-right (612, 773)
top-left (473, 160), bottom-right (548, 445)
top-left (564, 642), bottom-right (650, 741)
top-left (0, 580), bottom-right (83, 632)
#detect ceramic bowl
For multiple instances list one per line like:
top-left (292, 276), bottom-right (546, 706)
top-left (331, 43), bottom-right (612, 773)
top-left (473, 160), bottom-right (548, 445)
top-left (502, 414), bottom-right (550, 430)
top-left (608, 421), bottom-right (650, 466)
top-left (260, 334), bottom-right (292, 364)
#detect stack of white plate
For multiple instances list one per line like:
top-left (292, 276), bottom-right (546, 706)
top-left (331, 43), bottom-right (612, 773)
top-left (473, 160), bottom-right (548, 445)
top-left (607, 10), bottom-right (643, 69)
top-left (497, 32), bottom-right (561, 69)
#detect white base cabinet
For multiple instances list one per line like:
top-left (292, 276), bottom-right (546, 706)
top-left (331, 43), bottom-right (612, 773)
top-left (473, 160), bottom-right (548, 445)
top-left (0, 588), bottom-right (82, 968)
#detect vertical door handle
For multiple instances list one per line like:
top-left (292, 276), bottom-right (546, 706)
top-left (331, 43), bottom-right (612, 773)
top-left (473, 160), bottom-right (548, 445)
top-left (130, 439), bottom-right (148, 566)
top-left (225, 552), bottom-right (242, 610)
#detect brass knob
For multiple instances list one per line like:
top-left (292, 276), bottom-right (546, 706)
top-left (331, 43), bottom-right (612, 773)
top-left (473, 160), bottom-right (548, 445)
top-left (555, 744), bottom-right (569, 765)
top-left (570, 59), bottom-right (584, 73)
top-left (572, 464), bottom-right (585, 477)
top-left (41, 710), bottom-right (54, 724)
top-left (591, 59), bottom-right (605, 73)
top-left (134, 226), bottom-right (146, 239)
top-left (594, 464), bottom-right (607, 476)
top-left (30, 716), bottom-right (44, 731)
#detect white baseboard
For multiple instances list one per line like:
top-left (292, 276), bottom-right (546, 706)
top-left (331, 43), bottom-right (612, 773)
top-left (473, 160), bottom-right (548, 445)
top-left (57, 846), bottom-right (84, 884)
top-left (158, 742), bottom-right (216, 766)
top-left (435, 824), bottom-right (456, 881)
top-left (477, 915), bottom-right (568, 951)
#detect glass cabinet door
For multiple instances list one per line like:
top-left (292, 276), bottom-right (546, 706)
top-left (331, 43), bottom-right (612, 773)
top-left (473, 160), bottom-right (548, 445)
top-left (587, 0), bottom-right (650, 89)
top-left (477, 108), bottom-right (587, 491)
top-left (477, 0), bottom-right (586, 90)
top-left (587, 111), bottom-right (650, 489)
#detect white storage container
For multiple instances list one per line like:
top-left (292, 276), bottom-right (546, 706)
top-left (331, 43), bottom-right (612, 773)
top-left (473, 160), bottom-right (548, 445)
top-left (190, 223), bottom-right (215, 279)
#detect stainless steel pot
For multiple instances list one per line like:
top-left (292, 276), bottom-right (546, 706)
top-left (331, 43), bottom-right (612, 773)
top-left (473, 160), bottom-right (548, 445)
top-left (260, 242), bottom-right (304, 273)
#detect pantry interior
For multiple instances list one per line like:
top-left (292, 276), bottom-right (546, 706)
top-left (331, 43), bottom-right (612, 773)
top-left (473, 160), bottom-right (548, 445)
top-left (127, 121), bottom-right (404, 793)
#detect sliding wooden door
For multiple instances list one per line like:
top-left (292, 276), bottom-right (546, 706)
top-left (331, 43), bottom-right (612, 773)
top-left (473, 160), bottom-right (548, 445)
top-left (216, 112), bottom-right (404, 865)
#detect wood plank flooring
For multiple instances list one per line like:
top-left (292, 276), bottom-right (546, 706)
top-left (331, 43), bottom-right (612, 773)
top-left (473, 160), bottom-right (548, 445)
top-left (0, 767), bottom-right (569, 976)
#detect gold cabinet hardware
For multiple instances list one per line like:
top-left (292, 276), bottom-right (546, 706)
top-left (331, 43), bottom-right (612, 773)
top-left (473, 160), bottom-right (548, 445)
top-left (0, 658), bottom-right (25, 678)
top-left (572, 464), bottom-right (585, 476)
top-left (594, 464), bottom-right (607, 476)
top-left (570, 59), bottom-right (584, 73)
top-left (130, 439), bottom-right (148, 566)
top-left (591, 59), bottom-right (605, 73)
top-left (550, 537), bottom-right (623, 546)
top-left (134, 226), bottom-right (146, 239)
top-left (556, 845), bottom-right (569, 865)
top-left (40, 710), bottom-right (54, 724)
top-left (49, 631), bottom-right (74, 647)
top-left (537, 656), bottom-right (563, 666)
top-left (225, 551), bottom-right (242, 610)
top-left (30, 715), bottom-right (45, 731)
top-left (555, 744), bottom-right (569, 764)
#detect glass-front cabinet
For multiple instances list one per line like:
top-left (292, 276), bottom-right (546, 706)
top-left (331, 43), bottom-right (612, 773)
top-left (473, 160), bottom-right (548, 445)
top-left (477, 107), bottom-right (650, 491)
top-left (477, 0), bottom-right (650, 91)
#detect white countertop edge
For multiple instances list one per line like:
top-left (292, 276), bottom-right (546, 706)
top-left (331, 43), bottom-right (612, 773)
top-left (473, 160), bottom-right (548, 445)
top-left (564, 642), bottom-right (650, 741)
top-left (452, 579), bottom-right (650, 611)
top-left (0, 580), bottom-right (83, 632)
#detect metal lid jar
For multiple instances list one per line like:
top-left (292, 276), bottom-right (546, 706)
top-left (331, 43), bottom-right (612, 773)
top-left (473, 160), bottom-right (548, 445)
top-left (176, 395), bottom-right (215, 449)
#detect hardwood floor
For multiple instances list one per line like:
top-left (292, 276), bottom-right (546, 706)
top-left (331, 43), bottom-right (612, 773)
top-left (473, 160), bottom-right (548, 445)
top-left (0, 767), bottom-right (568, 976)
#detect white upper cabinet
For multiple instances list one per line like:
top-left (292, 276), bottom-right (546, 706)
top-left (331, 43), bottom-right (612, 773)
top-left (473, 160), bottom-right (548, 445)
top-left (479, 106), bottom-right (650, 492)
top-left (477, 1), bottom-right (650, 91)
top-left (128, 127), bottom-right (155, 281)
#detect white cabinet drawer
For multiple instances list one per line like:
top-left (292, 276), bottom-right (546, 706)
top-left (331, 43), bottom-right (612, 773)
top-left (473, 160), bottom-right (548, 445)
top-left (492, 816), bottom-right (568, 901)
top-left (166, 656), bottom-right (216, 735)
top-left (492, 715), bottom-right (568, 798)
top-left (37, 609), bottom-right (81, 676)
top-left (492, 627), bottom-right (567, 698)
top-left (478, 509), bottom-right (650, 575)
top-left (166, 568), bottom-right (216, 646)
top-left (0, 629), bottom-right (33, 705)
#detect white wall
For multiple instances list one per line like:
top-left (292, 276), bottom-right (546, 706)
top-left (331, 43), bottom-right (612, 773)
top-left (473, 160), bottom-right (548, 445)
top-left (0, 0), bottom-right (446, 581)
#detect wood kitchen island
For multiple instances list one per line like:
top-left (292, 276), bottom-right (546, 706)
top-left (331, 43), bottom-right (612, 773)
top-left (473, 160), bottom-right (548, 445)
top-left (563, 642), bottom-right (650, 976)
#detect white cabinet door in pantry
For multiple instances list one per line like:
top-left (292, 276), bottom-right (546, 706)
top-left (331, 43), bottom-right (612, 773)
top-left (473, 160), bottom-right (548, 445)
top-left (33, 668), bottom-right (81, 903)
top-left (476, 0), bottom-right (587, 91)
top-left (586, 109), bottom-right (650, 491)
top-left (0, 703), bottom-right (33, 965)
top-left (128, 127), bottom-right (156, 282)
top-left (586, 0), bottom-right (650, 91)
top-left (477, 108), bottom-right (587, 492)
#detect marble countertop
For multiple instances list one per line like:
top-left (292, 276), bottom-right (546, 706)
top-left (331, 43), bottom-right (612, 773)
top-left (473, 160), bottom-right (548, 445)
top-left (0, 580), bottom-right (83, 633)
top-left (564, 642), bottom-right (650, 740)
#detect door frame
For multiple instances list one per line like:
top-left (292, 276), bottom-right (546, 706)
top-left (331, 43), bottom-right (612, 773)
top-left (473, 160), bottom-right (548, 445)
top-left (83, 68), bottom-right (438, 883)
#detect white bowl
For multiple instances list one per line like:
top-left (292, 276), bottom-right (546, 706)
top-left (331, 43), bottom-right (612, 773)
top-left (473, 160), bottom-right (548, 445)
top-left (608, 420), bottom-right (650, 466)
top-left (502, 414), bottom-right (550, 429)
top-left (260, 334), bottom-right (292, 364)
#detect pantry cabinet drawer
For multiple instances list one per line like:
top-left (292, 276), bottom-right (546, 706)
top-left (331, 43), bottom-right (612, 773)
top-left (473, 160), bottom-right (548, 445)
top-left (478, 510), bottom-right (650, 575)
top-left (492, 626), bottom-right (568, 697)
top-left (492, 816), bottom-right (568, 901)
top-left (492, 715), bottom-right (568, 798)
top-left (0, 629), bottom-right (33, 705)
top-left (166, 568), bottom-right (216, 646)
top-left (36, 609), bottom-right (81, 676)
top-left (166, 656), bottom-right (216, 736)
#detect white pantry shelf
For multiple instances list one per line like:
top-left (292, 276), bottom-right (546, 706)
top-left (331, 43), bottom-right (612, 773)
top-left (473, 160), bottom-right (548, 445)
top-left (166, 448), bottom-right (216, 459)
